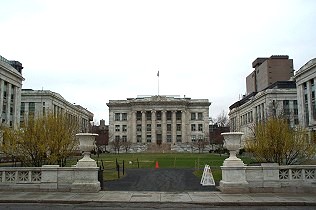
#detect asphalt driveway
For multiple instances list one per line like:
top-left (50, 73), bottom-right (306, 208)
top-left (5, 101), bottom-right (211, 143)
top-left (104, 168), bottom-right (217, 192)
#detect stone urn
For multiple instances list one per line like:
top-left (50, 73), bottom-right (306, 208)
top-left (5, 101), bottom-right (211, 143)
top-left (221, 132), bottom-right (244, 166)
top-left (76, 133), bottom-right (98, 167)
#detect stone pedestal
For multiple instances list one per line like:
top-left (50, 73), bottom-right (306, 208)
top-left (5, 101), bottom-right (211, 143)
top-left (219, 166), bottom-right (249, 193)
top-left (219, 132), bottom-right (249, 193)
top-left (72, 133), bottom-right (100, 192)
top-left (71, 167), bottom-right (100, 193)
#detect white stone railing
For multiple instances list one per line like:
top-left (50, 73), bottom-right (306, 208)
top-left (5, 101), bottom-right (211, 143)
top-left (278, 165), bottom-right (316, 181)
top-left (221, 163), bottom-right (316, 193)
top-left (0, 168), bottom-right (41, 183)
top-left (0, 165), bottom-right (100, 192)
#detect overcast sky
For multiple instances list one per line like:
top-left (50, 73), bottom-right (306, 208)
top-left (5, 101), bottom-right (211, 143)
top-left (1, 0), bottom-right (316, 124)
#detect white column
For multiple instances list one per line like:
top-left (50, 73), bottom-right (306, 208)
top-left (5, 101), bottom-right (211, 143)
top-left (181, 110), bottom-right (186, 143)
top-left (151, 111), bottom-right (156, 143)
top-left (13, 86), bottom-right (19, 129)
top-left (127, 111), bottom-right (137, 143)
top-left (5, 83), bottom-right (11, 125)
top-left (162, 110), bottom-right (167, 143)
top-left (141, 111), bottom-right (146, 143)
top-left (172, 111), bottom-right (177, 144)
top-left (0, 80), bottom-right (4, 118)
top-left (297, 84), bottom-right (305, 126)
top-left (307, 81), bottom-right (312, 126)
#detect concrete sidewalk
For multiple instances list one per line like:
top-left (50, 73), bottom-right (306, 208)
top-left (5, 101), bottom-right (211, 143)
top-left (0, 191), bottom-right (315, 206)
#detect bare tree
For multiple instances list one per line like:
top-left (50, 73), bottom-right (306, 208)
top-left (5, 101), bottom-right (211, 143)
top-left (110, 138), bottom-right (123, 154)
top-left (122, 140), bottom-right (132, 153)
top-left (211, 110), bottom-right (229, 127)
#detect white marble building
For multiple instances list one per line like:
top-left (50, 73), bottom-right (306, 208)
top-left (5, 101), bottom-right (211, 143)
top-left (294, 58), bottom-right (316, 142)
top-left (21, 89), bottom-right (93, 132)
top-left (229, 81), bottom-right (298, 145)
top-left (0, 55), bottom-right (24, 129)
top-left (107, 95), bottom-right (211, 147)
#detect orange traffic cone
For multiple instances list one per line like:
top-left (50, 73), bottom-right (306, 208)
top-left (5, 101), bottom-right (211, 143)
top-left (155, 161), bottom-right (159, 169)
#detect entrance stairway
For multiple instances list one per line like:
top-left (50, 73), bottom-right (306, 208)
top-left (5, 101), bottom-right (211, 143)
top-left (147, 143), bottom-right (171, 153)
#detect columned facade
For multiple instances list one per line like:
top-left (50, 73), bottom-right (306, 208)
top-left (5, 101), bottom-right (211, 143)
top-left (294, 58), bottom-right (316, 142)
top-left (107, 96), bottom-right (211, 149)
top-left (0, 55), bottom-right (24, 129)
top-left (21, 89), bottom-right (93, 132)
top-left (229, 81), bottom-right (298, 146)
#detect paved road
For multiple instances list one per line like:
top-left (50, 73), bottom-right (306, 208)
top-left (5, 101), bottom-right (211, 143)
top-left (104, 168), bottom-right (217, 192)
top-left (0, 203), bottom-right (315, 210)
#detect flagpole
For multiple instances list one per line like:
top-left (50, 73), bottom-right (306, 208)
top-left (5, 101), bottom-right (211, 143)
top-left (157, 68), bottom-right (160, 96)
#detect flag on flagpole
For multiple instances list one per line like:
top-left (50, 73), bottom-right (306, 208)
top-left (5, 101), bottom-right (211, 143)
top-left (157, 71), bottom-right (159, 77)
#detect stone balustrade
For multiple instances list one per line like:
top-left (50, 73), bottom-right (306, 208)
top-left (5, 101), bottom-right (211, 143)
top-left (246, 164), bottom-right (316, 192)
top-left (221, 163), bottom-right (316, 193)
top-left (0, 165), bottom-right (100, 192)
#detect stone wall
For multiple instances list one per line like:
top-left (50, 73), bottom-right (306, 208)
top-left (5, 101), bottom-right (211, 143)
top-left (0, 165), bottom-right (100, 192)
top-left (220, 163), bottom-right (316, 193)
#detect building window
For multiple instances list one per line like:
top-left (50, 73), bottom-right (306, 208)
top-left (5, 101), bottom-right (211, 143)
top-left (156, 111), bottom-right (161, 120)
top-left (146, 135), bottom-right (151, 142)
top-left (191, 135), bottom-right (196, 142)
top-left (10, 106), bottom-right (13, 115)
top-left (156, 124), bottom-right (161, 130)
top-left (137, 135), bottom-right (142, 143)
top-left (115, 113), bottom-right (120, 121)
top-left (176, 124), bottom-right (181, 131)
top-left (147, 124), bottom-right (151, 131)
top-left (122, 113), bottom-right (127, 121)
top-left (191, 124), bottom-right (196, 131)
top-left (198, 112), bottom-right (203, 120)
top-left (271, 100), bottom-right (277, 116)
top-left (166, 111), bottom-right (172, 120)
top-left (20, 102), bottom-right (25, 116)
top-left (191, 112), bottom-right (196, 120)
top-left (198, 124), bottom-right (203, 131)
top-left (176, 135), bottom-right (182, 142)
top-left (29, 102), bottom-right (35, 115)
top-left (122, 125), bottom-right (127, 132)
top-left (146, 111), bottom-right (151, 120)
top-left (293, 100), bottom-right (298, 115)
top-left (176, 111), bottom-right (181, 120)
top-left (115, 135), bottom-right (120, 141)
top-left (283, 100), bottom-right (290, 116)
top-left (167, 135), bottom-right (172, 143)
top-left (122, 135), bottom-right (127, 142)
top-left (115, 125), bottom-right (120, 132)
top-left (167, 124), bottom-right (171, 131)
top-left (136, 111), bottom-right (142, 121)
top-left (136, 124), bottom-right (141, 132)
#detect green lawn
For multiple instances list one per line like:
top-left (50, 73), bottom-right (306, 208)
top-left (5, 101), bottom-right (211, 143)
top-left (71, 153), bottom-right (254, 182)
